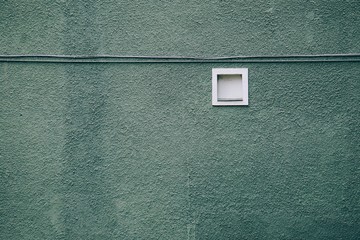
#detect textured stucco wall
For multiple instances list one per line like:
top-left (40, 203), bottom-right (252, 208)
top-left (1, 1), bottom-right (360, 239)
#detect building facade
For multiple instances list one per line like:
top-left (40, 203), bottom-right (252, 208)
top-left (1, 0), bottom-right (360, 239)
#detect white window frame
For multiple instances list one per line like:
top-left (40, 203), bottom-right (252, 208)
top-left (212, 68), bottom-right (248, 106)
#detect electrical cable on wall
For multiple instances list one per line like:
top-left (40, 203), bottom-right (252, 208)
top-left (0, 53), bottom-right (360, 63)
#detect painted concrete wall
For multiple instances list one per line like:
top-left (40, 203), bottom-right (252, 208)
top-left (1, 1), bottom-right (360, 239)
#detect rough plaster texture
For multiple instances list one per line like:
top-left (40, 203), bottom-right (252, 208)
top-left (1, 0), bottom-right (360, 239)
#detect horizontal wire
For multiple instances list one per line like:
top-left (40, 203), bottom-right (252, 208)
top-left (1, 59), bottom-right (360, 63)
top-left (0, 53), bottom-right (360, 59)
top-left (0, 53), bottom-right (360, 63)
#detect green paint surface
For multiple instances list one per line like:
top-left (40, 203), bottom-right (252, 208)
top-left (1, 1), bottom-right (360, 239)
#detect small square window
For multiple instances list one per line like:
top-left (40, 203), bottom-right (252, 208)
top-left (212, 68), bottom-right (248, 106)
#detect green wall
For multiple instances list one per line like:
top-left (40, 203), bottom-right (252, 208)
top-left (1, 1), bottom-right (360, 239)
